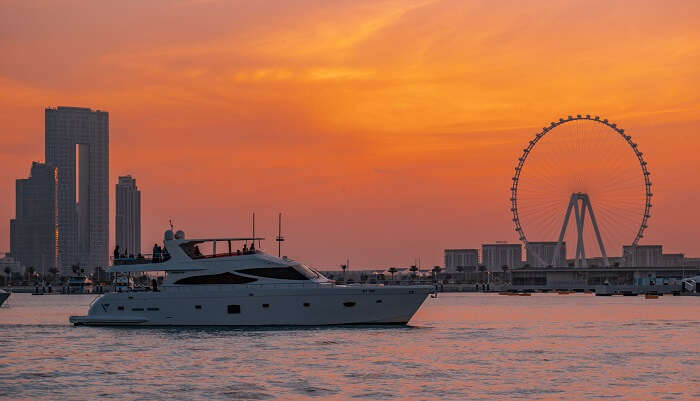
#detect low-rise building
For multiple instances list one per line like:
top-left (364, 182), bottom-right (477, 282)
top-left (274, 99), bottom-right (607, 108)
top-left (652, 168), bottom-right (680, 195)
top-left (526, 241), bottom-right (566, 267)
top-left (622, 245), bottom-right (663, 267)
top-left (482, 243), bottom-right (522, 272)
top-left (662, 253), bottom-right (684, 267)
top-left (444, 249), bottom-right (478, 273)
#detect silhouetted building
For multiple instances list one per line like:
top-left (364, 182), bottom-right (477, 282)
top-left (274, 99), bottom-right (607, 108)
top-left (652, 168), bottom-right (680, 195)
top-left (115, 175), bottom-right (141, 257)
top-left (444, 249), bottom-right (478, 273)
top-left (45, 106), bottom-right (109, 273)
top-left (662, 253), bottom-right (684, 267)
top-left (622, 245), bottom-right (662, 267)
top-left (526, 241), bottom-right (566, 267)
top-left (482, 243), bottom-right (522, 272)
top-left (10, 162), bottom-right (58, 275)
top-left (684, 257), bottom-right (700, 267)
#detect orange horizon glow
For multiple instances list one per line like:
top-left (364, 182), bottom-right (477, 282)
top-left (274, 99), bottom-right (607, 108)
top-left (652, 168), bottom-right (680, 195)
top-left (1, 0), bottom-right (699, 267)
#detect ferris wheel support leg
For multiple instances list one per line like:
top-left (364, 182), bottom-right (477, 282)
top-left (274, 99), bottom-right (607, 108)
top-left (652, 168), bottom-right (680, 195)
top-left (552, 194), bottom-right (577, 267)
top-left (573, 198), bottom-right (586, 267)
top-left (579, 197), bottom-right (588, 267)
top-left (584, 194), bottom-right (609, 267)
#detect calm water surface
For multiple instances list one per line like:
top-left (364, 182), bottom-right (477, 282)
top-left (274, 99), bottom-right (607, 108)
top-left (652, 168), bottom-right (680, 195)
top-left (1, 293), bottom-right (698, 400)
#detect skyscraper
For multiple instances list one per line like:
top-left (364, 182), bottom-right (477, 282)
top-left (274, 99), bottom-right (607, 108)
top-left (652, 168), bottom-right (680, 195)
top-left (10, 162), bottom-right (58, 275)
top-left (45, 106), bottom-right (109, 273)
top-left (116, 175), bottom-right (141, 256)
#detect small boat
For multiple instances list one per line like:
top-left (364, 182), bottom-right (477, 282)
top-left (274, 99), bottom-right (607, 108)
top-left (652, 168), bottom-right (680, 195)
top-left (67, 275), bottom-right (93, 294)
top-left (0, 289), bottom-right (10, 306)
top-left (71, 228), bottom-right (433, 326)
top-left (112, 275), bottom-right (134, 292)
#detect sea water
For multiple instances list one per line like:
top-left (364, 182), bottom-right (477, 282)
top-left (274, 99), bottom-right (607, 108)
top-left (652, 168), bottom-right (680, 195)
top-left (1, 292), bottom-right (698, 400)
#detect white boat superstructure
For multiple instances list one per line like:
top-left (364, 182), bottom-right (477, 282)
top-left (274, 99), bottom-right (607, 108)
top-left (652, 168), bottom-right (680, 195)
top-left (70, 230), bottom-right (433, 326)
top-left (67, 275), bottom-right (93, 294)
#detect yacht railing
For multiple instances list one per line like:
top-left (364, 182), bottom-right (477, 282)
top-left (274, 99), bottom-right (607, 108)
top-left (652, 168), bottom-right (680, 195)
top-left (161, 282), bottom-right (332, 292)
top-left (112, 253), bottom-right (171, 265)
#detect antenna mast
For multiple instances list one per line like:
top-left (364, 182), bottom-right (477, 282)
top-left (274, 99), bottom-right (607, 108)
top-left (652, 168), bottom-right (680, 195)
top-left (276, 212), bottom-right (285, 257)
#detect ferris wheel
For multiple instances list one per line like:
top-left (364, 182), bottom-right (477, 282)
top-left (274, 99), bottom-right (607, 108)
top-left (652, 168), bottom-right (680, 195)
top-left (510, 115), bottom-right (652, 267)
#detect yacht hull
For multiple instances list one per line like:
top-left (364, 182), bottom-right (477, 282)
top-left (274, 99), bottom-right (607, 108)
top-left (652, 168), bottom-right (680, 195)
top-left (70, 285), bottom-right (433, 326)
top-left (0, 291), bottom-right (9, 307)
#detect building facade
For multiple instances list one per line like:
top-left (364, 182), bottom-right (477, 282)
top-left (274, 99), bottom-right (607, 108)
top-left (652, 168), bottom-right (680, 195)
top-left (10, 162), bottom-right (58, 275)
top-left (526, 241), bottom-right (566, 267)
top-left (662, 253), bottom-right (684, 268)
top-left (115, 175), bottom-right (141, 256)
top-left (481, 243), bottom-right (522, 272)
top-left (444, 249), bottom-right (478, 273)
top-left (622, 245), bottom-right (663, 267)
top-left (45, 106), bottom-right (109, 273)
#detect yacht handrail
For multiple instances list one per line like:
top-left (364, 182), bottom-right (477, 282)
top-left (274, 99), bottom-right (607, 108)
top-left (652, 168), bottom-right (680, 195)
top-left (112, 253), bottom-right (171, 265)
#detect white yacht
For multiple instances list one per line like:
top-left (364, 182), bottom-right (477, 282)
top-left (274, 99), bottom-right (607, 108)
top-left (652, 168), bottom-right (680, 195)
top-left (70, 230), bottom-right (433, 326)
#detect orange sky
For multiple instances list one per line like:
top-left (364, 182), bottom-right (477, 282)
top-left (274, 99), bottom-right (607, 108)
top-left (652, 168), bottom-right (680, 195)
top-left (1, 0), bottom-right (699, 268)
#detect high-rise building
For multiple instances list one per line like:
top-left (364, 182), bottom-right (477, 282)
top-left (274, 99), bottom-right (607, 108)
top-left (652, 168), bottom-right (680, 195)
top-left (115, 175), bottom-right (141, 257)
top-left (10, 162), bottom-right (58, 275)
top-left (622, 245), bottom-right (662, 267)
top-left (526, 241), bottom-right (566, 267)
top-left (45, 106), bottom-right (109, 273)
top-left (444, 249), bottom-right (478, 273)
top-left (482, 243), bottom-right (522, 272)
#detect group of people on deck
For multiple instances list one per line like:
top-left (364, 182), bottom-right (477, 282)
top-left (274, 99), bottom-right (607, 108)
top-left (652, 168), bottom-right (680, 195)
top-left (190, 242), bottom-right (256, 258)
top-left (240, 242), bottom-right (256, 255)
top-left (112, 244), bottom-right (169, 263)
top-left (113, 245), bottom-right (143, 261)
top-left (114, 241), bottom-right (257, 262)
top-left (152, 243), bottom-right (170, 263)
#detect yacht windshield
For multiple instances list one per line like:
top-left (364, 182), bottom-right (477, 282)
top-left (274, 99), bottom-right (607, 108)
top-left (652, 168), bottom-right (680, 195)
top-left (293, 264), bottom-right (325, 280)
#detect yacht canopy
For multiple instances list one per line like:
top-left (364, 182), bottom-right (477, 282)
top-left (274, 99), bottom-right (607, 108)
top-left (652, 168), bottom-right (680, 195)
top-left (182, 237), bottom-right (265, 242)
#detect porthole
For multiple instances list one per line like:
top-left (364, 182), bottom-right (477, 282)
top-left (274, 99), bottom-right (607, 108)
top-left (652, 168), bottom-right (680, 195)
top-left (227, 305), bottom-right (241, 314)
top-left (343, 301), bottom-right (356, 307)
top-left (303, 302), bottom-right (310, 307)
top-left (376, 300), bottom-right (382, 304)
top-left (117, 306), bottom-right (124, 311)
top-left (147, 307), bottom-right (159, 311)
top-left (262, 304), bottom-right (270, 308)
top-left (195, 305), bottom-right (202, 310)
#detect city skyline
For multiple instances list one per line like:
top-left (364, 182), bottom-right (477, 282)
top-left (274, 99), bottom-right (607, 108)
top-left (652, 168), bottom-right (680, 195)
top-left (1, 1), bottom-right (700, 268)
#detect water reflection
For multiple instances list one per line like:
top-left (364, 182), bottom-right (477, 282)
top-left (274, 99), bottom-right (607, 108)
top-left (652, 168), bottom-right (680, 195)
top-left (0, 293), bottom-right (698, 400)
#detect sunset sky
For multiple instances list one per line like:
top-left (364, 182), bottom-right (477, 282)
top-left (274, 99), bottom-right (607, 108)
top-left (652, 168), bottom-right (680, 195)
top-left (1, 0), bottom-right (699, 268)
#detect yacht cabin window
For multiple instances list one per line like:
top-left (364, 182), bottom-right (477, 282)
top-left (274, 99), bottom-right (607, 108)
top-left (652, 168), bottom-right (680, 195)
top-left (174, 272), bottom-right (258, 285)
top-left (237, 267), bottom-right (309, 281)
